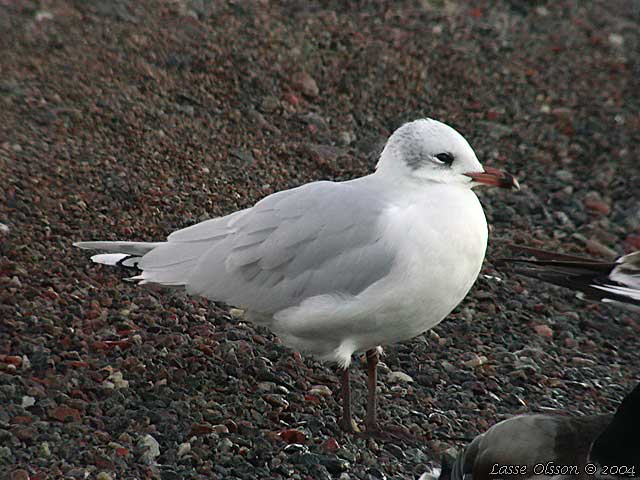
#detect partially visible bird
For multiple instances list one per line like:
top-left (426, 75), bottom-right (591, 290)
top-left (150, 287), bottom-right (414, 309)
top-left (496, 245), bottom-right (640, 310)
top-left (419, 382), bottom-right (640, 480)
top-left (74, 118), bottom-right (518, 432)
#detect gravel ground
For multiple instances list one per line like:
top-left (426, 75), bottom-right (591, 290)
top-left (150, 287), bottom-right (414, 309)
top-left (1, 1), bottom-right (640, 479)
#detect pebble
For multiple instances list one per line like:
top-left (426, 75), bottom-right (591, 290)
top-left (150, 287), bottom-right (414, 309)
top-left (35, 10), bottom-right (54, 22)
top-left (533, 324), bottom-right (554, 338)
top-left (309, 385), bottom-right (332, 397)
top-left (137, 434), bottom-right (161, 464)
top-left (108, 371), bottom-right (129, 389)
top-left (0, 447), bottom-right (15, 464)
top-left (40, 442), bottom-right (51, 457)
top-left (177, 441), bottom-right (191, 457)
top-left (11, 470), bottom-right (29, 480)
top-left (553, 211), bottom-right (572, 226)
top-left (584, 238), bottom-right (617, 258)
top-left (608, 33), bottom-right (624, 47)
top-left (571, 357), bottom-right (596, 366)
top-left (387, 371), bottom-right (414, 383)
top-left (257, 381), bottom-right (277, 392)
top-left (264, 394), bottom-right (289, 409)
top-left (536, 5), bottom-right (550, 16)
top-left (441, 360), bottom-right (456, 373)
top-left (555, 169), bottom-right (574, 182)
top-left (463, 354), bottom-right (488, 368)
top-left (337, 131), bottom-right (354, 146)
top-left (48, 406), bottom-right (82, 423)
top-left (22, 396), bottom-right (36, 408)
top-left (291, 71), bottom-right (319, 97)
top-left (625, 234), bottom-right (640, 250)
top-left (279, 428), bottom-right (307, 444)
top-left (583, 192), bottom-right (611, 215)
top-left (218, 437), bottom-right (234, 452)
top-left (261, 95), bottom-right (280, 113)
top-left (213, 424), bottom-right (229, 434)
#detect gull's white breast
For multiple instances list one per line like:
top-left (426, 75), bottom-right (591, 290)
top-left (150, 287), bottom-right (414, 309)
top-left (359, 185), bottom-right (488, 343)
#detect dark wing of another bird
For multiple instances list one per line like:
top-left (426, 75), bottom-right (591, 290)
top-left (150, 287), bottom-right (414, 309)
top-left (495, 245), bottom-right (640, 309)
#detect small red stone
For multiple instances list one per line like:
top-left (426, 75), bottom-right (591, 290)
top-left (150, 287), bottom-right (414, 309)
top-left (92, 339), bottom-right (132, 351)
top-left (189, 423), bottom-right (214, 436)
top-left (93, 454), bottom-right (114, 469)
top-left (68, 361), bottom-right (89, 368)
top-left (304, 394), bottom-right (321, 405)
top-left (533, 324), bottom-right (554, 338)
top-left (116, 447), bottom-right (129, 457)
top-left (12, 416), bottom-right (33, 424)
top-left (282, 92), bottom-right (300, 107)
top-left (322, 437), bottom-right (340, 453)
top-left (583, 197), bottom-right (610, 215)
top-left (196, 344), bottom-right (214, 356)
top-left (0, 355), bottom-right (22, 367)
top-left (278, 429), bottom-right (307, 444)
top-left (48, 406), bottom-right (82, 423)
top-left (624, 234), bottom-right (640, 251)
top-left (42, 288), bottom-right (59, 301)
top-left (69, 389), bottom-right (87, 399)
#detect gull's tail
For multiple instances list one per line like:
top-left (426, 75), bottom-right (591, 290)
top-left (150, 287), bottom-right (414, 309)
top-left (74, 241), bottom-right (162, 268)
top-left (74, 240), bottom-right (192, 287)
top-left (495, 245), bottom-right (640, 309)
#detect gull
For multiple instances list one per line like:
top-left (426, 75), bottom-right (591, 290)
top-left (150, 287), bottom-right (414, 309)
top-left (74, 118), bottom-right (519, 432)
top-left (496, 245), bottom-right (640, 310)
top-left (419, 382), bottom-right (640, 480)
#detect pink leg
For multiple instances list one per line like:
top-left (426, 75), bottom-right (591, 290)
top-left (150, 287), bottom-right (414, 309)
top-left (365, 348), bottom-right (379, 431)
top-left (338, 367), bottom-right (355, 432)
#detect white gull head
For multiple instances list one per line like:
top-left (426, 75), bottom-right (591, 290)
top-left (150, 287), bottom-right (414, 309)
top-left (376, 118), bottom-right (519, 190)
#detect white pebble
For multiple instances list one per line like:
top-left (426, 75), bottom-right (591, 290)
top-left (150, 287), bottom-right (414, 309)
top-left (108, 371), bottom-right (129, 389)
top-left (137, 434), bottom-right (161, 464)
top-left (21, 355), bottom-right (31, 370)
top-left (309, 385), bottom-right (332, 397)
top-left (387, 371), bottom-right (414, 383)
top-left (608, 33), bottom-right (624, 47)
top-left (463, 354), bottom-right (488, 368)
top-left (177, 442), bottom-right (191, 457)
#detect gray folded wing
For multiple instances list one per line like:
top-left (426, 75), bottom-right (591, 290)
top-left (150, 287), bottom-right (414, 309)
top-left (137, 180), bottom-right (396, 314)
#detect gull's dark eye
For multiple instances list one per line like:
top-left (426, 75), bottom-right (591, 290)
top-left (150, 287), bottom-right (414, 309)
top-left (434, 152), bottom-right (454, 166)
